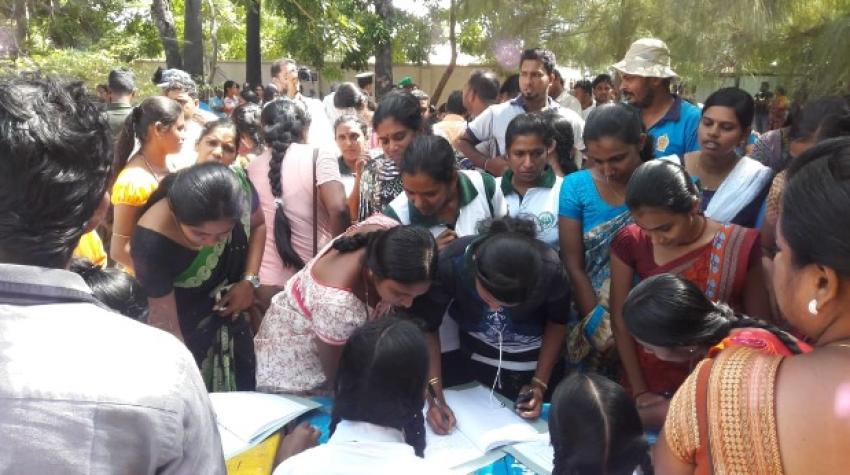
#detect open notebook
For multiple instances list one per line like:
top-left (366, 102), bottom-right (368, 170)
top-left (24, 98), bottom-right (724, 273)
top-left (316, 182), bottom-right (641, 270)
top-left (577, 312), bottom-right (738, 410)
top-left (209, 391), bottom-right (321, 459)
top-left (424, 384), bottom-right (543, 471)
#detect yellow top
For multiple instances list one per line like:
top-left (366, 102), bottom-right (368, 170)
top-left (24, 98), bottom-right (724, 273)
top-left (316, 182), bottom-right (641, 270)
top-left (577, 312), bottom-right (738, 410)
top-left (111, 167), bottom-right (159, 207)
top-left (72, 231), bottom-right (107, 268)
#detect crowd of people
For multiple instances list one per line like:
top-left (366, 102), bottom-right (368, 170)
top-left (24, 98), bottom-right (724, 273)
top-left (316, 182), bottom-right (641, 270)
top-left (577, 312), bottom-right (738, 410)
top-left (3, 35), bottom-right (850, 475)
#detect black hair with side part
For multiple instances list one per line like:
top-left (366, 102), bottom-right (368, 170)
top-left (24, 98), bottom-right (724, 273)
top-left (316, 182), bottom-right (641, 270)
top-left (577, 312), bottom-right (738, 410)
top-left (197, 118), bottom-right (237, 146)
top-left (372, 90), bottom-right (424, 133)
top-left (332, 225), bottom-right (437, 284)
top-left (143, 161), bottom-right (246, 227)
top-left (574, 79), bottom-right (592, 95)
top-left (624, 273), bottom-right (804, 354)
top-left (541, 109), bottom-right (578, 175)
top-left (550, 372), bottom-right (651, 475)
top-left (70, 258), bottom-right (149, 322)
top-left (702, 87), bottom-right (755, 131)
top-left (500, 74), bottom-right (520, 98)
top-left (520, 48), bottom-right (557, 75)
top-left (233, 103), bottom-right (263, 151)
top-left (260, 99), bottom-right (311, 269)
top-left (592, 73), bottom-right (613, 88)
top-left (108, 69), bottom-right (135, 95)
top-left (400, 135), bottom-right (457, 184)
top-left (473, 216), bottom-right (542, 305)
top-left (240, 89), bottom-right (260, 105)
top-left (334, 82), bottom-right (367, 109)
top-left (625, 160), bottom-right (698, 213)
top-left (330, 318), bottom-right (429, 456)
top-left (584, 103), bottom-right (653, 162)
top-left (334, 114), bottom-right (369, 137)
top-left (223, 80), bottom-right (238, 93)
top-left (445, 90), bottom-right (467, 115)
top-left (782, 137), bottom-right (850, 277)
top-left (0, 74), bottom-right (112, 268)
top-left (113, 96), bottom-right (182, 182)
top-left (506, 113), bottom-right (555, 152)
top-left (467, 70), bottom-right (500, 104)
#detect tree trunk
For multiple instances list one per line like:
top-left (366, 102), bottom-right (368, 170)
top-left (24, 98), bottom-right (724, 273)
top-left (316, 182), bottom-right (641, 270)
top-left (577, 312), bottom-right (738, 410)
top-left (431, 0), bottom-right (457, 105)
top-left (183, 0), bottom-right (205, 81)
top-left (13, 0), bottom-right (27, 51)
top-left (151, 0), bottom-right (182, 69)
top-left (246, 0), bottom-right (262, 88)
top-left (206, 0), bottom-right (219, 87)
top-left (373, 0), bottom-right (394, 99)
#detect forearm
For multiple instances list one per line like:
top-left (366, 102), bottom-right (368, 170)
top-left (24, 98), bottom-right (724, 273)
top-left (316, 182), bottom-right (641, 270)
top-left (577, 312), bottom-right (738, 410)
top-left (347, 175), bottom-right (363, 221)
top-left (612, 310), bottom-right (647, 394)
top-left (148, 295), bottom-right (184, 341)
top-left (566, 266), bottom-right (598, 317)
top-left (328, 207), bottom-right (351, 237)
top-left (109, 235), bottom-right (133, 270)
top-left (245, 223), bottom-right (266, 276)
top-left (456, 137), bottom-right (491, 169)
top-left (533, 322), bottom-right (567, 386)
top-left (424, 331), bottom-right (445, 401)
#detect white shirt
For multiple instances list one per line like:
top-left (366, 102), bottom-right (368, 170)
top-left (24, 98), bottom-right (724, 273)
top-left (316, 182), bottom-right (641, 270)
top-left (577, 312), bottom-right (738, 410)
top-left (274, 420), bottom-right (449, 475)
top-left (466, 95), bottom-right (585, 157)
top-left (496, 167), bottom-right (563, 249)
top-left (0, 264), bottom-right (224, 474)
top-left (323, 91), bottom-right (337, 122)
top-left (556, 90), bottom-right (583, 115)
top-left (384, 170), bottom-right (507, 238)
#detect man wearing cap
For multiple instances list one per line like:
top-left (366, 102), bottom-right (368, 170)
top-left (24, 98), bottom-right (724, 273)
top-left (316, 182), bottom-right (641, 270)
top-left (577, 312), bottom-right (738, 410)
top-left (355, 72), bottom-right (374, 99)
top-left (611, 38), bottom-right (701, 159)
top-left (105, 69), bottom-right (136, 139)
top-left (268, 58), bottom-right (333, 146)
top-left (398, 76), bottom-right (415, 93)
top-left (457, 47), bottom-right (585, 177)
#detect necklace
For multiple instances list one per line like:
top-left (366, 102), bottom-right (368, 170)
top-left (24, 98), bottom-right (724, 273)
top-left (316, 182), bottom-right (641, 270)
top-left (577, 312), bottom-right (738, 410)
top-left (826, 341), bottom-right (850, 350)
top-left (591, 172), bottom-right (626, 201)
top-left (360, 267), bottom-right (372, 319)
top-left (140, 153), bottom-right (167, 183)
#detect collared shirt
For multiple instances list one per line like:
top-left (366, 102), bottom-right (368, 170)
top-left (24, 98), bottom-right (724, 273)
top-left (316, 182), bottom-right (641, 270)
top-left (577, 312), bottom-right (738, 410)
top-left (465, 95), bottom-right (585, 156)
top-left (274, 420), bottom-right (448, 475)
top-left (383, 169), bottom-right (507, 238)
top-left (556, 91), bottom-right (583, 115)
top-left (105, 102), bottom-right (133, 138)
top-left (0, 263), bottom-right (225, 475)
top-left (496, 166), bottom-right (563, 249)
top-left (646, 94), bottom-right (701, 159)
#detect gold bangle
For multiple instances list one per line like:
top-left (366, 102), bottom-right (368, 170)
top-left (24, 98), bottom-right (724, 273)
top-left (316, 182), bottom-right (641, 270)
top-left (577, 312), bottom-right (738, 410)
top-left (111, 232), bottom-right (131, 239)
top-left (531, 376), bottom-right (548, 391)
top-left (428, 377), bottom-right (440, 387)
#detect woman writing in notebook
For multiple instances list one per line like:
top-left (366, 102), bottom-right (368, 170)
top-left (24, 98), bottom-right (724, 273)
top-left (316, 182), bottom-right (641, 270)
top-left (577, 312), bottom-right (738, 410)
top-left (407, 216), bottom-right (570, 434)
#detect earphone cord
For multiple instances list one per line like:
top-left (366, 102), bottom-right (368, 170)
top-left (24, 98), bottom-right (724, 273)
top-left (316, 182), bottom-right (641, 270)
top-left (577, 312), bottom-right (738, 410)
top-left (489, 327), bottom-right (504, 407)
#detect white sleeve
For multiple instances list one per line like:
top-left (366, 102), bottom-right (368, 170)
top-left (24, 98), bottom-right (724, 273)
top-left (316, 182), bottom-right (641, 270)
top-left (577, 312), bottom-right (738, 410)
top-left (466, 104), bottom-right (495, 145)
top-left (491, 183), bottom-right (508, 218)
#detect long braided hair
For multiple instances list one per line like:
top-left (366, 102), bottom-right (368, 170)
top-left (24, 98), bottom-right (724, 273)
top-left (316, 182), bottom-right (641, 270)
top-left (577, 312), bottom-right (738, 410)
top-left (624, 273), bottom-right (805, 354)
top-left (329, 317), bottom-right (429, 456)
top-left (259, 99), bottom-right (311, 269)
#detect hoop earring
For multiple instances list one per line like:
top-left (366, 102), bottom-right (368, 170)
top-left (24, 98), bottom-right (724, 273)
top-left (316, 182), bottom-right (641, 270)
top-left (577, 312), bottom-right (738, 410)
top-left (808, 299), bottom-right (819, 316)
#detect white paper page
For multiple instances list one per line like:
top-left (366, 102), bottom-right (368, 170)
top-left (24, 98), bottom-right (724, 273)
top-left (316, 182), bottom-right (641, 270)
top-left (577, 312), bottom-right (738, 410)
top-left (423, 415), bottom-right (486, 469)
top-left (504, 436), bottom-right (554, 475)
top-left (443, 385), bottom-right (540, 452)
top-left (209, 391), bottom-right (318, 445)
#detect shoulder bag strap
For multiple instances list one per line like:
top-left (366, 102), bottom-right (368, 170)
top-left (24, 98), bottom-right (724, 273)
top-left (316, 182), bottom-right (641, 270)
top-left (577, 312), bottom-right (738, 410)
top-left (312, 147), bottom-right (319, 257)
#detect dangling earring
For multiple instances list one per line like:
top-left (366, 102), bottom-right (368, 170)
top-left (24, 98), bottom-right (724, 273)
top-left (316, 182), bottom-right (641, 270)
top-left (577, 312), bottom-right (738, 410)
top-left (808, 299), bottom-right (819, 316)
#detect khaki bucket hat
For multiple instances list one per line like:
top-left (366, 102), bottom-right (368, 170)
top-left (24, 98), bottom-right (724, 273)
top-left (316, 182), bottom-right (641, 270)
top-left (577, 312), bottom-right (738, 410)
top-left (611, 38), bottom-right (678, 79)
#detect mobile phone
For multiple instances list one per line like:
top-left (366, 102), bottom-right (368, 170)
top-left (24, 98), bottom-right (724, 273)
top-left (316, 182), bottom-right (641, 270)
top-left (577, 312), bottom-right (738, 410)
top-left (514, 390), bottom-right (534, 409)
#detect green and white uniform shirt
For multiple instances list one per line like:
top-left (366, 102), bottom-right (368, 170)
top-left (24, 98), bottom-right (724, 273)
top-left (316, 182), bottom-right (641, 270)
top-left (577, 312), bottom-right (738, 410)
top-left (496, 166), bottom-right (562, 249)
top-left (384, 169), bottom-right (507, 238)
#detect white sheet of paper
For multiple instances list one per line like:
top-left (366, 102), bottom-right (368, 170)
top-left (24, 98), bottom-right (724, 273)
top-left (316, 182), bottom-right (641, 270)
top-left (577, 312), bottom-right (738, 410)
top-left (443, 385), bottom-right (540, 452)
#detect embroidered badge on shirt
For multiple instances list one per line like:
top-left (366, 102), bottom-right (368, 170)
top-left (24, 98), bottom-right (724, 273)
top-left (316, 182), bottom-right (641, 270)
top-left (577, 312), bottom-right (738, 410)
top-left (656, 134), bottom-right (670, 152)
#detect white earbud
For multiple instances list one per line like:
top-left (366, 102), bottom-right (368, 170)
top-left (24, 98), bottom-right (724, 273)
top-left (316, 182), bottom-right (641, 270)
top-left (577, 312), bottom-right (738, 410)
top-left (808, 299), bottom-right (819, 316)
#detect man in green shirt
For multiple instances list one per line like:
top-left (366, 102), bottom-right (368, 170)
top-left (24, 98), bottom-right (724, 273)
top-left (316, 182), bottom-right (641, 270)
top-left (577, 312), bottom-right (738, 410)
top-left (105, 69), bottom-right (135, 139)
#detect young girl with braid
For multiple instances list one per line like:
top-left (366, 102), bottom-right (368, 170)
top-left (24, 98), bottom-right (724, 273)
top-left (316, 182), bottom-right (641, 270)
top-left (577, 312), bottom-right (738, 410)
top-left (247, 99), bottom-right (350, 308)
top-left (273, 318), bottom-right (445, 474)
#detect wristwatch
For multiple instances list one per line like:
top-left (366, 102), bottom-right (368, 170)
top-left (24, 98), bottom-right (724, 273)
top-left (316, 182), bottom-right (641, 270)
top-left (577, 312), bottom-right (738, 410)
top-left (242, 273), bottom-right (260, 289)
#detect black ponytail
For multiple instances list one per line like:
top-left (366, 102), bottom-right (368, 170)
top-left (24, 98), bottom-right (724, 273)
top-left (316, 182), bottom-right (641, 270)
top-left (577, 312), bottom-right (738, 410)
top-left (112, 96), bottom-right (182, 186)
top-left (332, 225), bottom-right (437, 284)
top-left (260, 99), bottom-right (311, 269)
top-left (624, 273), bottom-right (804, 355)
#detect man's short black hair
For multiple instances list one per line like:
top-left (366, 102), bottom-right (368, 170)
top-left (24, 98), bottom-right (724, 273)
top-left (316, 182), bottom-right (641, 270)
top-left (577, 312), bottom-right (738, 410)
top-left (500, 74), bottom-right (520, 98)
top-left (467, 69), bottom-right (500, 104)
top-left (592, 73), bottom-right (612, 89)
top-left (445, 90), bottom-right (467, 115)
top-left (108, 69), bottom-right (135, 95)
top-left (520, 48), bottom-right (557, 75)
top-left (271, 58), bottom-right (297, 78)
top-left (574, 79), bottom-right (592, 94)
top-left (0, 74), bottom-right (112, 268)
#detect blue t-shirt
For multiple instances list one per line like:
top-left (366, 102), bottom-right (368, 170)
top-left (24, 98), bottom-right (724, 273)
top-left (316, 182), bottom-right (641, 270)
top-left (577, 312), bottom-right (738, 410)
top-left (558, 170), bottom-right (629, 234)
top-left (647, 95), bottom-right (701, 159)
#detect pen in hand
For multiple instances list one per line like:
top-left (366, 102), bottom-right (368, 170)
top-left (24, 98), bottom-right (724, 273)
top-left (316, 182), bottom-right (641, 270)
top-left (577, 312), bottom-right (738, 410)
top-left (427, 383), bottom-right (449, 424)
